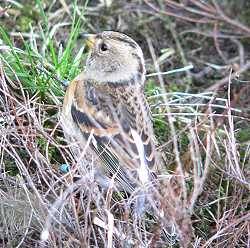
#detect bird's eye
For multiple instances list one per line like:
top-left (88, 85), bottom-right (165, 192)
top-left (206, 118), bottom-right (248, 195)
top-left (100, 43), bottom-right (108, 52)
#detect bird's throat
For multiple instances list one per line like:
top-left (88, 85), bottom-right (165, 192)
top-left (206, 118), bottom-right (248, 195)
top-left (85, 69), bottom-right (145, 86)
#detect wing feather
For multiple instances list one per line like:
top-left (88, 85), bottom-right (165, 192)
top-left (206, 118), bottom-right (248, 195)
top-left (68, 78), bottom-right (157, 188)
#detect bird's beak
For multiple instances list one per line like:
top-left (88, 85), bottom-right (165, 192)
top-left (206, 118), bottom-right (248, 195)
top-left (82, 33), bottom-right (96, 50)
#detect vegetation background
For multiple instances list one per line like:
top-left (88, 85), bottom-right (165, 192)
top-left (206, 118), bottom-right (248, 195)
top-left (0, 0), bottom-right (249, 247)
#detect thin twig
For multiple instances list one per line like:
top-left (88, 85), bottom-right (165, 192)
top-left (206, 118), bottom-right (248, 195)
top-left (205, 61), bottom-right (250, 92)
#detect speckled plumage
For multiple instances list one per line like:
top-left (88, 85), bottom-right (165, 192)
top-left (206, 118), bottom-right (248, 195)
top-left (61, 31), bottom-right (159, 191)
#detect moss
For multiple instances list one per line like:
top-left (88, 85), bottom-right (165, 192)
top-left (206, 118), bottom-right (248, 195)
top-left (145, 79), bottom-right (162, 97)
top-left (153, 117), bottom-right (169, 143)
top-left (37, 136), bottom-right (57, 161)
top-left (179, 132), bottom-right (189, 151)
top-left (145, 80), bottom-right (169, 142)
top-left (4, 157), bottom-right (19, 176)
top-left (16, 16), bottom-right (34, 32)
top-left (168, 78), bottom-right (188, 93)
top-left (236, 128), bottom-right (250, 142)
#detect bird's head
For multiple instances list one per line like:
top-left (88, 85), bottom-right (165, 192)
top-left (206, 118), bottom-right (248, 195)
top-left (84, 31), bottom-right (145, 84)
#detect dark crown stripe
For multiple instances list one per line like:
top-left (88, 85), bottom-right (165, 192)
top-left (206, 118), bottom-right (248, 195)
top-left (111, 36), bottom-right (138, 49)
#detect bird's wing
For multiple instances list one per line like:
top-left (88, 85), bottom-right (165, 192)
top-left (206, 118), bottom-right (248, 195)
top-left (65, 78), bottom-right (157, 188)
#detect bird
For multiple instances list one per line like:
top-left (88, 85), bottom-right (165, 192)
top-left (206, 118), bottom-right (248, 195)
top-left (61, 31), bottom-right (160, 197)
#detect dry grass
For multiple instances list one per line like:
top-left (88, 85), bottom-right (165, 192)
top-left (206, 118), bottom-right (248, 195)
top-left (0, 0), bottom-right (249, 247)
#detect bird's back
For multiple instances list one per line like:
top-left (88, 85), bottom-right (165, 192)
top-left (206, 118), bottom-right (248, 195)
top-left (62, 76), bottom-right (159, 190)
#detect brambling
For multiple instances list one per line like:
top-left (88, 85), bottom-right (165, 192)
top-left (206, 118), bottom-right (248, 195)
top-left (61, 31), bottom-right (159, 193)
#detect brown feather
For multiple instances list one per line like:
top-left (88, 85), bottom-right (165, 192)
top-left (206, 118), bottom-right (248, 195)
top-left (69, 79), bottom-right (157, 173)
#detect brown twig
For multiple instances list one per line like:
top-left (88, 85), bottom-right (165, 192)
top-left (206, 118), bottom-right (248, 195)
top-left (213, 22), bottom-right (227, 63)
top-left (145, 0), bottom-right (250, 35)
top-left (205, 61), bottom-right (250, 92)
top-left (212, 0), bottom-right (250, 34)
top-left (201, 211), bottom-right (250, 247)
top-left (144, 0), bottom-right (216, 23)
top-left (189, 0), bottom-right (216, 13)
